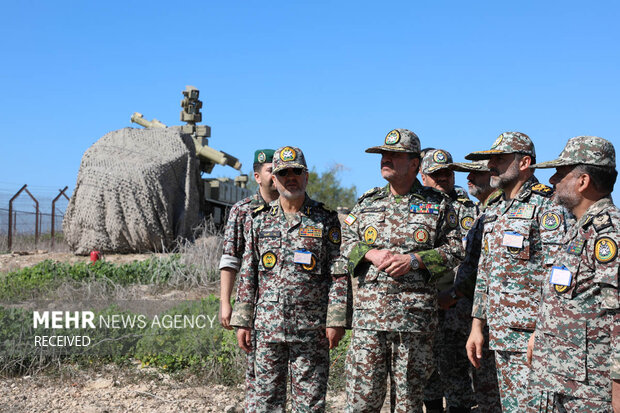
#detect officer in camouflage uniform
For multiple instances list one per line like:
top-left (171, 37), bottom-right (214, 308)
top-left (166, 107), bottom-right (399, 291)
top-left (438, 160), bottom-right (503, 413)
top-left (341, 129), bottom-right (464, 412)
top-left (464, 132), bottom-right (570, 412)
top-left (219, 149), bottom-right (278, 412)
top-left (419, 149), bottom-right (478, 413)
top-left (230, 146), bottom-right (350, 412)
top-left (526, 136), bottom-right (619, 412)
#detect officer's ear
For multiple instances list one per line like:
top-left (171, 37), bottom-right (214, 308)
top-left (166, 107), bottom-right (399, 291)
top-left (517, 155), bottom-right (532, 171)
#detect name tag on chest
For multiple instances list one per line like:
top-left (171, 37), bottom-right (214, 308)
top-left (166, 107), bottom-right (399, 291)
top-left (549, 266), bottom-right (572, 286)
top-left (294, 250), bottom-right (313, 264)
top-left (502, 231), bottom-right (524, 248)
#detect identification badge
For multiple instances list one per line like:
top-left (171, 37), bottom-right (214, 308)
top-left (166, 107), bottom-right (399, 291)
top-left (294, 249), bottom-right (313, 265)
top-left (549, 266), bottom-right (572, 286)
top-left (502, 231), bottom-right (524, 249)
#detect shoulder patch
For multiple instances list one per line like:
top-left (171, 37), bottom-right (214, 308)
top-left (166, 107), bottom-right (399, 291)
top-left (328, 227), bottom-right (341, 244)
top-left (593, 213), bottom-right (612, 232)
top-left (595, 237), bottom-right (617, 263)
top-left (446, 210), bottom-right (458, 228)
top-left (461, 216), bottom-right (474, 230)
top-left (344, 213), bottom-right (357, 226)
top-left (530, 183), bottom-right (553, 197)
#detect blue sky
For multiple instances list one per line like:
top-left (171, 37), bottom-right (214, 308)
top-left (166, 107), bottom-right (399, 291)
top-left (1, 1), bottom-right (618, 212)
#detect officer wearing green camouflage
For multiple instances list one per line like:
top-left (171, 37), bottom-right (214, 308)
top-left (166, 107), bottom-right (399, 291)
top-left (230, 146), bottom-right (350, 412)
top-left (439, 159), bottom-right (503, 413)
top-left (465, 132), bottom-right (570, 412)
top-left (526, 136), bottom-right (619, 412)
top-left (341, 129), bottom-right (464, 412)
top-left (219, 148), bottom-right (278, 412)
top-left (419, 149), bottom-right (478, 413)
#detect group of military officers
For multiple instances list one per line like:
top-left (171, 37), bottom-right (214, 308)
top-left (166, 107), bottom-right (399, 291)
top-left (217, 130), bottom-right (619, 413)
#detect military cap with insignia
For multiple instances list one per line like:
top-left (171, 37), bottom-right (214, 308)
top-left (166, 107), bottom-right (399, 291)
top-left (366, 129), bottom-right (421, 154)
top-left (272, 146), bottom-right (308, 173)
top-left (420, 149), bottom-right (453, 174)
top-left (531, 136), bottom-right (616, 169)
top-left (254, 149), bottom-right (275, 164)
top-left (449, 160), bottom-right (490, 173)
top-left (465, 132), bottom-right (535, 161)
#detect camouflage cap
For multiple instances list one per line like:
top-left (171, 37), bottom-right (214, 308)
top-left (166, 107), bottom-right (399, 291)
top-left (465, 132), bottom-right (535, 161)
top-left (420, 149), bottom-right (453, 174)
top-left (272, 146), bottom-right (308, 173)
top-left (532, 136), bottom-right (616, 169)
top-left (449, 160), bottom-right (491, 173)
top-left (365, 129), bottom-right (421, 154)
top-left (254, 149), bottom-right (275, 164)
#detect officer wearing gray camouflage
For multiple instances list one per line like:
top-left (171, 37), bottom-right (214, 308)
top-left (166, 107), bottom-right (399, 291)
top-left (219, 149), bottom-right (278, 412)
top-left (231, 146), bottom-right (350, 412)
top-left (341, 129), bottom-right (464, 412)
top-left (419, 149), bottom-right (478, 413)
top-left (465, 132), bottom-right (570, 412)
top-left (526, 136), bottom-right (619, 412)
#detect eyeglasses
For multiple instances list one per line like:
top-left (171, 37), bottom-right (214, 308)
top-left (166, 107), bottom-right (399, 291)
top-left (276, 168), bottom-right (304, 177)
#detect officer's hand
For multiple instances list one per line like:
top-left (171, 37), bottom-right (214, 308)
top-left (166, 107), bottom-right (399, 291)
top-left (526, 331), bottom-right (535, 366)
top-left (378, 253), bottom-right (411, 277)
top-left (612, 379), bottom-right (620, 413)
top-left (437, 289), bottom-right (457, 310)
top-left (364, 249), bottom-right (393, 267)
top-left (326, 327), bottom-right (345, 349)
top-left (219, 301), bottom-right (233, 330)
top-left (466, 323), bottom-right (485, 369)
top-left (236, 327), bottom-right (252, 353)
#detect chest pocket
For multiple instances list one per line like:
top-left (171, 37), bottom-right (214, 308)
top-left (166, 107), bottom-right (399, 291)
top-left (500, 219), bottom-right (532, 261)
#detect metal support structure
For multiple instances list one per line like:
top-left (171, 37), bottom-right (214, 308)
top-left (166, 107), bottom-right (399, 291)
top-left (8, 185), bottom-right (40, 251)
top-left (51, 186), bottom-right (70, 247)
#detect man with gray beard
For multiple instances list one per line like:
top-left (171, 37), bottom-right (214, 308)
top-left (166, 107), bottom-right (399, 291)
top-left (464, 132), bottom-right (570, 412)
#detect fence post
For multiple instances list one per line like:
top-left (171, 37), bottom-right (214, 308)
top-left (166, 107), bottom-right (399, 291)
top-left (8, 185), bottom-right (40, 251)
top-left (51, 186), bottom-right (70, 248)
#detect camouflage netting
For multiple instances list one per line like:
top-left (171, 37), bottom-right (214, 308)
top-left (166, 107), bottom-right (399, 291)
top-left (64, 127), bottom-right (203, 255)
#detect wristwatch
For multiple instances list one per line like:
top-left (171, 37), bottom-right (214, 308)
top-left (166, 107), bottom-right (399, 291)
top-left (409, 254), bottom-right (420, 271)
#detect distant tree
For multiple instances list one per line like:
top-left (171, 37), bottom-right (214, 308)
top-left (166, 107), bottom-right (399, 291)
top-left (306, 164), bottom-right (357, 210)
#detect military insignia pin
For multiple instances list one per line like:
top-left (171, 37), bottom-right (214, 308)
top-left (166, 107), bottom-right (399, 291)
top-left (554, 284), bottom-right (570, 294)
top-left (414, 228), bottom-right (429, 244)
top-left (461, 216), bottom-right (474, 230)
top-left (280, 146), bottom-right (296, 162)
top-left (541, 212), bottom-right (561, 230)
top-left (364, 226), bottom-right (378, 245)
top-left (257, 151), bottom-right (266, 163)
top-left (447, 210), bottom-right (458, 227)
top-left (595, 237), bottom-right (617, 263)
top-left (385, 130), bottom-right (401, 145)
top-left (299, 226), bottom-right (323, 238)
top-left (261, 252), bottom-right (277, 269)
top-left (567, 239), bottom-right (585, 255)
top-left (433, 150), bottom-right (448, 164)
top-left (328, 227), bottom-right (341, 244)
top-left (491, 134), bottom-right (503, 149)
top-left (302, 255), bottom-right (317, 271)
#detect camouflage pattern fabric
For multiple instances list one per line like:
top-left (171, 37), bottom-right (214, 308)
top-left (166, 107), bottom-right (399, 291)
top-left (341, 179), bottom-right (464, 411)
top-left (466, 131), bottom-right (536, 161)
top-left (472, 176), bottom-right (570, 411)
top-left (533, 135), bottom-right (615, 169)
top-left (529, 392), bottom-right (613, 413)
top-left (230, 195), bottom-right (350, 411)
top-left (345, 329), bottom-right (434, 413)
top-left (471, 325), bottom-right (502, 413)
top-left (219, 192), bottom-right (266, 271)
top-left (424, 189), bottom-right (477, 409)
top-left (528, 197), bottom-right (619, 411)
top-left (218, 192), bottom-right (266, 412)
top-left (254, 330), bottom-right (329, 412)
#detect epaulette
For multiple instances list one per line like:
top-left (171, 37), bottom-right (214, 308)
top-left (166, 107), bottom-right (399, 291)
top-left (592, 213), bottom-right (613, 232)
top-left (237, 197), bottom-right (252, 206)
top-left (457, 197), bottom-right (472, 204)
top-left (530, 183), bottom-right (554, 197)
top-left (356, 187), bottom-right (382, 204)
top-left (251, 204), bottom-right (268, 217)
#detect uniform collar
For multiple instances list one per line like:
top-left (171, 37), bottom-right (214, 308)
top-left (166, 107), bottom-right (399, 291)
top-left (579, 196), bottom-right (614, 229)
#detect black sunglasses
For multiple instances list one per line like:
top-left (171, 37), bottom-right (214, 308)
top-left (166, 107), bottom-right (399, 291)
top-left (276, 168), bottom-right (305, 177)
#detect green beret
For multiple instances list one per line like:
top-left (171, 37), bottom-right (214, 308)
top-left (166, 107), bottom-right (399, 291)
top-left (254, 149), bottom-right (275, 164)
